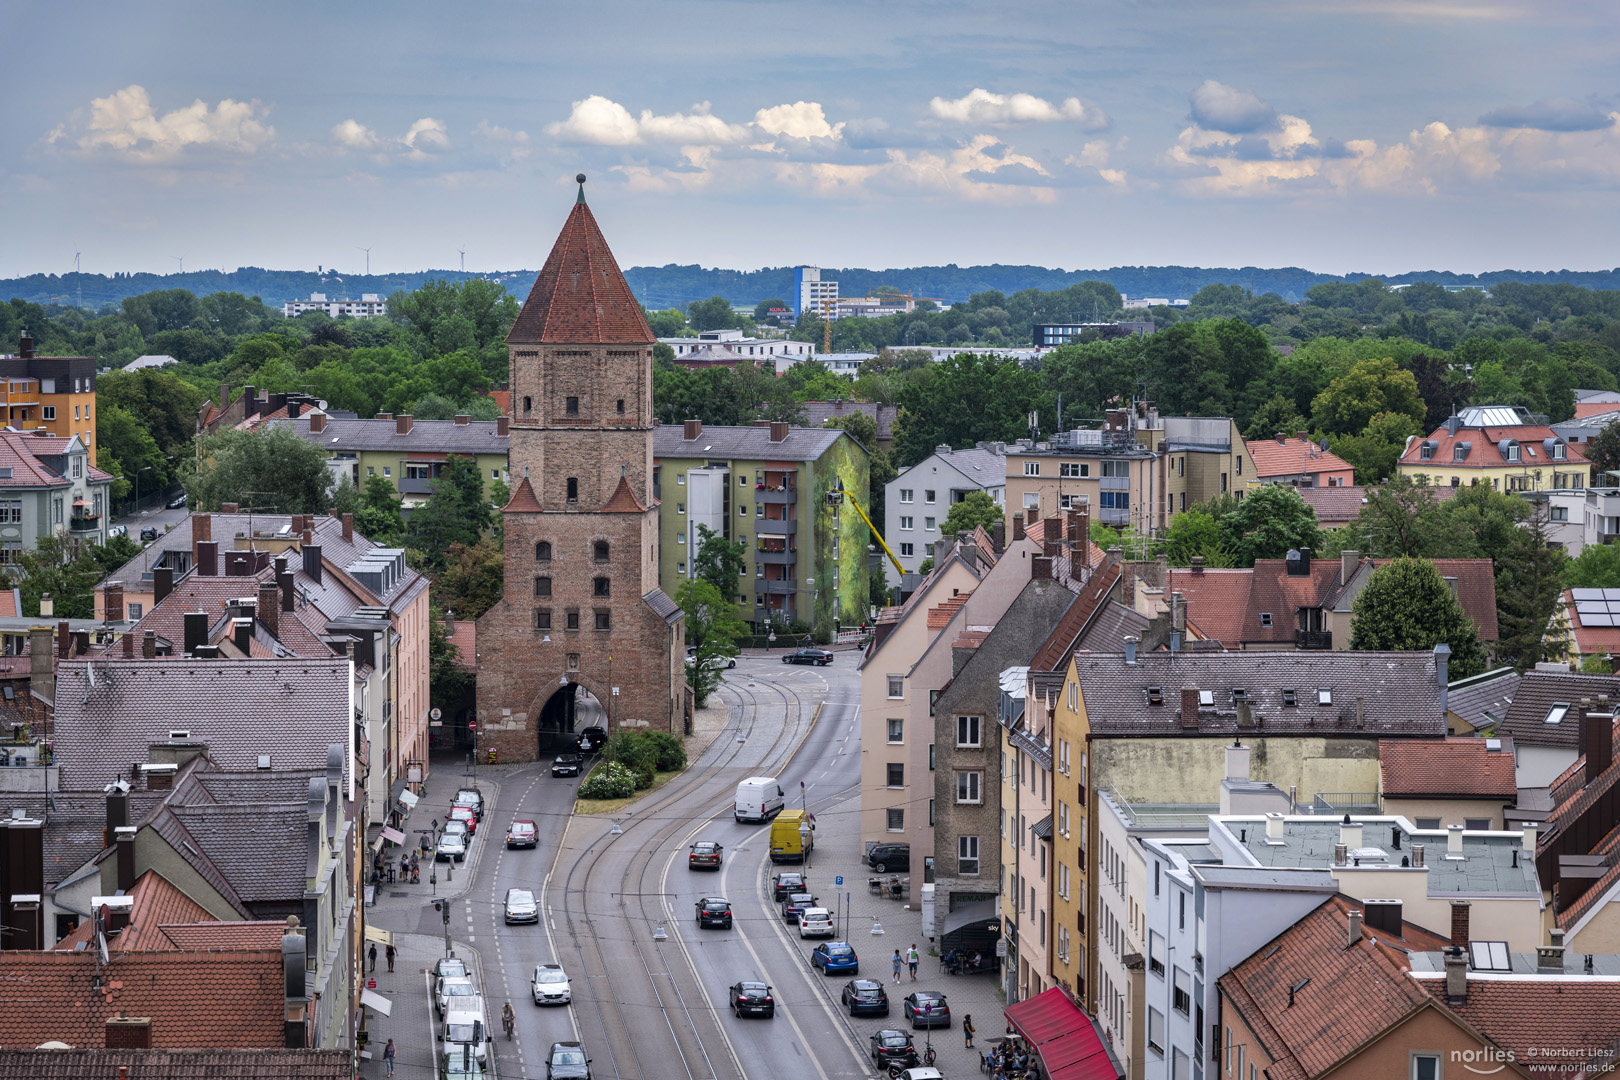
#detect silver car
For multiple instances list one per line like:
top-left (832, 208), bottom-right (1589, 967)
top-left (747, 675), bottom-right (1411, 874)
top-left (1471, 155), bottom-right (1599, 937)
top-left (435, 976), bottom-right (478, 1018)
top-left (436, 832), bottom-right (468, 862)
top-left (533, 963), bottom-right (571, 1005)
top-left (504, 888), bottom-right (539, 924)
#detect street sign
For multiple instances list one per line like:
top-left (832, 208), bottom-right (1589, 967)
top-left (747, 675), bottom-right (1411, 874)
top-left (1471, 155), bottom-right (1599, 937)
top-left (429, 720), bottom-right (443, 727)
top-left (836, 875), bottom-right (844, 885)
top-left (467, 720), bottom-right (477, 731)
top-left (996, 939), bottom-right (1009, 958)
top-left (430, 708), bottom-right (442, 721)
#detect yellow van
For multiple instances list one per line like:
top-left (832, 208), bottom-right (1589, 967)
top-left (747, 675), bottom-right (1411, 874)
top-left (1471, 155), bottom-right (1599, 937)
top-left (770, 809), bottom-right (815, 863)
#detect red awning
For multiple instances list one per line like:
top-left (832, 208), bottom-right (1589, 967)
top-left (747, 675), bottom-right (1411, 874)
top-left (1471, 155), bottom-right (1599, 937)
top-left (1005, 987), bottom-right (1123, 1080)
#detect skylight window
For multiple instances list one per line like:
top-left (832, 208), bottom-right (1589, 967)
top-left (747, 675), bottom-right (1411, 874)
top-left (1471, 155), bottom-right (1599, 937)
top-left (1198, 690), bottom-right (1214, 707)
top-left (1469, 941), bottom-right (1511, 971)
top-left (1282, 690), bottom-right (1298, 708)
top-left (1147, 687), bottom-right (1163, 706)
top-left (1317, 688), bottom-right (1332, 706)
top-left (1545, 702), bottom-right (1569, 725)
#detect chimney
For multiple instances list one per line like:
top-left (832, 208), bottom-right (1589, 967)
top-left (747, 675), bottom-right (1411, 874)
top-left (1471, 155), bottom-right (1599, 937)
top-left (1450, 899), bottom-right (1471, 948)
top-left (1347, 908), bottom-right (1363, 947)
top-left (183, 611), bottom-right (208, 656)
top-left (1447, 415), bottom-right (1461, 436)
top-left (302, 543), bottom-right (323, 584)
top-left (1235, 700), bottom-right (1255, 727)
top-left (376, 412), bottom-right (392, 421)
top-left (105, 581), bottom-right (125, 622)
top-left (1225, 739), bottom-right (1251, 782)
top-left (1434, 644), bottom-right (1451, 718)
top-left (279, 570), bottom-right (295, 613)
top-left (1123, 636), bottom-right (1138, 665)
top-left (19, 328), bottom-right (35, 359)
top-left (683, 419), bottom-right (702, 441)
top-left (1334, 842), bottom-right (1348, 866)
top-left (258, 580), bottom-right (280, 639)
top-left (1341, 814), bottom-right (1363, 851)
top-left (309, 412), bottom-right (326, 434)
top-left (1032, 555), bottom-right (1052, 580)
top-left (1581, 707), bottom-right (1614, 783)
top-left (105, 781), bottom-right (129, 842)
top-left (1522, 823), bottom-right (1538, 854)
top-left (122, 630), bottom-right (134, 657)
top-left (192, 512), bottom-right (211, 557)
top-left (115, 825), bottom-right (137, 893)
top-left (1265, 812), bottom-right (1284, 840)
top-left (1443, 945), bottom-right (1468, 1003)
top-left (454, 414), bottom-right (471, 425)
top-left (991, 521), bottom-right (1005, 553)
top-left (220, 502), bottom-right (239, 514)
top-left (1537, 928), bottom-right (1566, 971)
top-left (769, 421), bottom-right (789, 443)
top-left (1171, 591), bottom-right (1187, 634)
top-left (1181, 687), bottom-right (1200, 728)
top-left (1190, 556), bottom-right (1205, 574)
top-left (1447, 824), bottom-right (1465, 856)
top-left (396, 414), bottom-right (413, 435)
top-left (197, 539), bottom-right (218, 576)
top-left (142, 629), bottom-right (156, 658)
top-left (1412, 843), bottom-right (1426, 868)
top-left (1012, 516), bottom-right (1025, 542)
top-left (496, 416), bottom-right (509, 437)
top-left (342, 512), bottom-right (353, 543)
top-left (1340, 550), bottom-right (1359, 586)
top-left (153, 565), bottom-right (174, 604)
top-left (105, 1018), bottom-right (151, 1051)
top-left (39, 593), bottom-right (53, 617)
top-left (282, 930), bottom-right (308, 1048)
top-left (1365, 898), bottom-right (1403, 934)
top-left (57, 620), bottom-right (70, 659)
top-left (73, 630), bottom-right (89, 656)
top-left (1355, 696), bottom-right (1364, 729)
top-left (28, 626), bottom-right (54, 704)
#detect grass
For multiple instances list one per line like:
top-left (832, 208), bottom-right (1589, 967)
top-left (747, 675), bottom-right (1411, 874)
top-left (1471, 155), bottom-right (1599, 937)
top-left (574, 767), bottom-right (683, 815)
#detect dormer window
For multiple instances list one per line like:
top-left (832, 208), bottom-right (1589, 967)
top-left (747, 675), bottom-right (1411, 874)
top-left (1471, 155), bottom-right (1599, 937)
top-left (1147, 687), bottom-right (1163, 706)
top-left (1551, 442), bottom-right (1567, 461)
top-left (1419, 442), bottom-right (1435, 460)
top-left (1504, 441), bottom-right (1521, 462)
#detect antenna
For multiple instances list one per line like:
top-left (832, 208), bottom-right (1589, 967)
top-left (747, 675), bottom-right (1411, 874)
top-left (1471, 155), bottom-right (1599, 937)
top-left (357, 247), bottom-right (371, 275)
top-left (74, 252), bottom-right (82, 310)
top-left (459, 248), bottom-right (466, 274)
top-left (172, 256), bottom-right (184, 274)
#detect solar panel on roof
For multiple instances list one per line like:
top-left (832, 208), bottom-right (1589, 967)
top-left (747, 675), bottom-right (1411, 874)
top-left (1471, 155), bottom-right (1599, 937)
top-left (1583, 613), bottom-right (1615, 626)
top-left (1572, 589), bottom-right (1604, 601)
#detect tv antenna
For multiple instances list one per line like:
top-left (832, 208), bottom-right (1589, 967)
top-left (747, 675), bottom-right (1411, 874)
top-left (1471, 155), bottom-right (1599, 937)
top-left (459, 248), bottom-right (466, 274)
top-left (357, 247), bottom-right (371, 275)
top-left (172, 256), bottom-right (184, 274)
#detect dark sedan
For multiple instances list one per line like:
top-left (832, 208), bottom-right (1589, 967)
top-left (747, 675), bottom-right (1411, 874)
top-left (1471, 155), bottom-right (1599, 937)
top-left (546, 1042), bottom-right (591, 1080)
top-left (903, 991), bottom-right (951, 1029)
top-left (771, 872), bottom-right (806, 902)
top-left (869, 1029), bottom-right (918, 1069)
top-left (728, 981), bottom-right (774, 1017)
top-left (842, 978), bottom-right (890, 1016)
top-left (551, 754), bottom-right (583, 777)
top-left (781, 891), bottom-right (818, 923)
top-left (782, 648), bottom-right (833, 666)
top-left (695, 897), bottom-right (733, 929)
top-left (577, 726), bottom-right (608, 752)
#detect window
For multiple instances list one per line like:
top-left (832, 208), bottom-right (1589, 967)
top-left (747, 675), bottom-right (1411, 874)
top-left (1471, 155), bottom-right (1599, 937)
top-left (382, 467), bottom-right (391, 478)
top-left (565, 396), bottom-right (579, 416)
top-left (594, 540), bottom-right (610, 562)
top-left (0, 501), bottom-right (19, 524)
top-left (72, 456), bottom-right (82, 478)
top-left (617, 399), bottom-right (625, 415)
top-left (1173, 967), bottom-right (1190, 1014)
top-left (900, 543), bottom-right (914, 557)
top-left (533, 540), bottom-right (553, 563)
top-left (739, 504), bottom-right (748, 516)
top-left (1464, 817), bottom-right (1492, 831)
top-left (1024, 461), bottom-right (1040, 476)
top-left (677, 502), bottom-right (685, 514)
top-left (1545, 702), bottom-right (1569, 725)
top-left (1147, 1007), bottom-right (1164, 1054)
top-left (1172, 1050), bottom-right (1189, 1080)
top-left (1317, 688), bottom-right (1333, 706)
top-left (1149, 931), bottom-right (1165, 975)
top-left (925, 517), bottom-right (936, 530)
top-left (534, 576), bottom-right (552, 598)
top-left (887, 763), bottom-right (905, 788)
top-left (1420, 442), bottom-right (1435, 460)
top-left (1099, 491), bottom-right (1128, 510)
top-left (900, 489), bottom-right (914, 503)
top-left (1415, 817), bottom-right (1441, 830)
top-left (75, 405), bottom-right (81, 420)
top-left (1551, 441), bottom-right (1567, 460)
top-left (957, 771), bottom-right (982, 804)
top-left (887, 675), bottom-right (904, 699)
top-left (566, 478), bottom-right (579, 502)
top-left (1412, 1055), bottom-right (1440, 1080)
top-left (888, 718), bottom-right (904, 743)
top-left (492, 469), bottom-right (501, 480)
top-left (534, 610), bottom-right (552, 630)
top-left (1282, 689), bottom-right (1297, 707)
top-left (887, 808), bottom-right (904, 831)
top-left (1179, 891), bottom-right (1187, 929)
top-left (677, 472), bottom-right (686, 485)
top-left (367, 466), bottom-right (375, 476)
top-left (900, 516), bottom-right (914, 530)
top-left (925, 489), bottom-right (936, 503)
top-left (958, 835), bottom-right (980, 875)
top-left (957, 715), bottom-right (982, 747)
top-left (1198, 689), bottom-right (1215, 708)
top-left (677, 562), bottom-right (686, 574)
top-left (1259, 612), bottom-right (1273, 627)
top-left (1505, 442), bottom-right (1521, 462)
top-left (594, 610), bottom-right (611, 630)
top-left (126, 602), bottom-right (143, 619)
top-left (42, 406), bottom-right (55, 420)
top-left (405, 464), bottom-right (432, 481)
top-left (565, 610), bottom-right (580, 630)
top-left (676, 532), bottom-right (686, 545)
top-left (1060, 462), bottom-right (1086, 478)
top-left (1147, 686), bottom-right (1164, 706)
top-left (593, 577), bottom-right (610, 597)
top-left (929, 743), bottom-right (936, 770)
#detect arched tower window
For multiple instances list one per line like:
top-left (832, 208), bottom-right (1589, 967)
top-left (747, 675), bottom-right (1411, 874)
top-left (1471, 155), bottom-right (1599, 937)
top-left (593, 541), bottom-right (610, 563)
top-left (535, 541), bottom-right (552, 562)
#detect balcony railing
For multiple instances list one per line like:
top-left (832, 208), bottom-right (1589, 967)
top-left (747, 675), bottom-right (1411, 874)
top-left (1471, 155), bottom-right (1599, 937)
top-left (69, 514), bottom-right (101, 533)
top-left (756, 519), bottom-right (798, 536)
top-left (756, 548), bottom-right (797, 565)
top-left (1295, 629), bottom-right (1333, 650)
top-left (760, 578), bottom-right (799, 595)
top-left (757, 487), bottom-right (797, 504)
top-left (1099, 475), bottom-right (1130, 490)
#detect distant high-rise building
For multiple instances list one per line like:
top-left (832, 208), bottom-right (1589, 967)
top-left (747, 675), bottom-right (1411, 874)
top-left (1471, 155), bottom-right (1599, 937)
top-left (793, 266), bottom-right (838, 320)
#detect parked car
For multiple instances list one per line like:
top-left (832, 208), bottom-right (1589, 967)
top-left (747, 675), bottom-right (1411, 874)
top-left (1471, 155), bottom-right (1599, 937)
top-left (453, 788), bottom-right (484, 820)
top-left (507, 819), bottom-right (538, 849)
top-left (434, 957), bottom-right (469, 980)
top-left (577, 726), bottom-right (608, 752)
top-left (895, 1070), bottom-right (946, 1080)
top-left (771, 872), bottom-right (806, 902)
top-left (165, 492), bottom-right (188, 509)
top-left (702, 654), bottom-right (737, 670)
top-left (551, 753), bottom-right (583, 777)
top-left (903, 991), bottom-right (951, 1029)
top-left (811, 942), bottom-right (859, 975)
top-left (440, 1013), bottom-right (491, 1067)
top-left (688, 840), bottom-right (723, 870)
top-left (728, 981), bottom-right (774, 1018)
top-left (108, 524), bottom-right (128, 538)
top-left (139, 526), bottom-right (159, 543)
top-left (546, 1041), bottom-right (592, 1080)
top-left (870, 1029), bottom-right (918, 1069)
top-left (448, 806), bottom-right (478, 835)
top-left (532, 963), bottom-right (571, 1005)
top-left (843, 979), bottom-right (890, 1016)
top-left (442, 820), bottom-right (469, 842)
top-left (782, 891), bottom-right (818, 923)
top-left (866, 843), bottom-right (910, 873)
top-left (504, 888), bottom-right (539, 924)
top-left (695, 897), bottom-right (733, 929)
top-left (798, 907), bottom-right (834, 938)
top-left (781, 647), bottom-right (833, 666)
top-left (435, 832), bottom-right (468, 862)
top-left (435, 976), bottom-right (478, 1018)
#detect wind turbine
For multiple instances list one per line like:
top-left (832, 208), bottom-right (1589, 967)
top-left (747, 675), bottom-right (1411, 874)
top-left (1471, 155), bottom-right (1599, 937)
top-left (357, 246), bottom-right (371, 275)
top-left (74, 253), bottom-right (82, 310)
top-left (459, 247), bottom-right (466, 274)
top-left (173, 256), bottom-right (184, 274)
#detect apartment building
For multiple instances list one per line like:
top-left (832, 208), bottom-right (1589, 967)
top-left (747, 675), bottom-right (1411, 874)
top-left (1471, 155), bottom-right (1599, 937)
top-left (0, 430), bottom-right (114, 559)
top-left (1000, 668), bottom-right (1055, 1006)
top-left (660, 326), bottom-right (817, 365)
top-left (887, 443), bottom-right (1008, 576)
top-left (280, 411), bottom-right (510, 509)
top-left (793, 265), bottom-right (838, 319)
top-left (281, 292), bottom-right (387, 318)
top-left (0, 331), bottom-right (99, 463)
top-left (1399, 406), bottom-right (1585, 493)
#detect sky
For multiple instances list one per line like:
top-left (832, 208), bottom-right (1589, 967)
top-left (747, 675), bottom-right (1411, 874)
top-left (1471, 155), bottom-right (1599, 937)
top-left (4, 0), bottom-right (1619, 281)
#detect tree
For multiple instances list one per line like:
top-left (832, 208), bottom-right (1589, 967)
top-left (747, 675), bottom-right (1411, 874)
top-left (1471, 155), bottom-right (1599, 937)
top-left (686, 296), bottom-right (738, 333)
top-left (96, 403), bottom-right (165, 502)
top-left (753, 299), bottom-right (791, 322)
top-left (1585, 418), bottom-right (1620, 477)
top-left (13, 536), bottom-right (114, 619)
top-left (355, 475), bottom-right (405, 546)
top-left (1344, 474), bottom-right (1468, 557)
top-left (1567, 542), bottom-right (1620, 589)
top-left (1160, 510), bottom-right (1236, 567)
top-left (1242, 394), bottom-right (1309, 441)
top-left (1494, 507), bottom-right (1569, 671)
top-left (940, 492), bottom-right (1004, 538)
top-left (433, 539), bottom-right (505, 621)
top-left (407, 455), bottom-right (492, 569)
top-left (1214, 485), bottom-right (1321, 566)
top-left (893, 352), bottom-right (1049, 467)
top-left (428, 602), bottom-right (476, 715)
top-left (679, 579), bottom-right (747, 709)
top-left (1310, 357), bottom-right (1427, 437)
top-left (96, 368), bottom-right (208, 484)
top-left (1349, 557), bottom-right (1488, 678)
top-left (187, 425), bottom-right (334, 514)
top-left (1327, 411), bottom-right (1422, 485)
top-left (691, 524), bottom-right (746, 598)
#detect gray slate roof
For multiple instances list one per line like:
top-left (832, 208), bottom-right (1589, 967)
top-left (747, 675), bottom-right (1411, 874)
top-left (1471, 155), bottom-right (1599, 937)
top-left (272, 416), bottom-right (507, 454)
top-left (1076, 601), bottom-right (1151, 652)
top-left (643, 589), bottom-right (682, 624)
top-left (0, 790), bottom-right (165, 889)
top-left (1446, 668), bottom-right (1522, 733)
top-left (1496, 670), bottom-right (1620, 748)
top-left (800, 401), bottom-right (900, 442)
top-left (1074, 650), bottom-right (1444, 737)
top-left (654, 423), bottom-right (852, 462)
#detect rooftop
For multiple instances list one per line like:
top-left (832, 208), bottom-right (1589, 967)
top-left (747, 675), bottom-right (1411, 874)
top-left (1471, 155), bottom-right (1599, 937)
top-left (0, 1048), bottom-right (352, 1079)
top-left (1245, 435), bottom-right (1354, 479)
top-left (1379, 737), bottom-right (1518, 798)
top-left (1445, 667), bottom-right (1521, 733)
top-left (1496, 670), bottom-right (1620, 748)
top-left (507, 187), bottom-right (654, 345)
top-left (273, 415), bottom-right (506, 454)
top-left (654, 423), bottom-right (853, 462)
top-left (800, 400), bottom-right (899, 442)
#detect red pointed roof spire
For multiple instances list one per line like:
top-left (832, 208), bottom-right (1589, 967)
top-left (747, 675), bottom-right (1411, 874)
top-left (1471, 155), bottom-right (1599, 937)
top-left (501, 476), bottom-right (544, 514)
top-left (506, 174), bottom-right (654, 346)
top-left (600, 471), bottom-right (649, 514)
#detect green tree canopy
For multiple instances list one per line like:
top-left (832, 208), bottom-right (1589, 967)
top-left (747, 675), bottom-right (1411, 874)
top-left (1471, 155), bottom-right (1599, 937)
top-left (1212, 485), bottom-right (1321, 566)
top-left (1310, 357), bottom-right (1427, 436)
top-left (406, 455), bottom-right (493, 570)
top-left (687, 296), bottom-right (740, 333)
top-left (1348, 557), bottom-right (1488, 678)
top-left (355, 475), bottom-right (405, 546)
top-left (893, 352), bottom-right (1049, 467)
top-left (940, 492), bottom-right (1005, 538)
top-left (692, 524), bottom-right (746, 598)
top-left (432, 539), bottom-right (505, 621)
top-left (14, 536), bottom-right (128, 619)
top-left (1567, 542), bottom-right (1620, 589)
top-left (679, 579), bottom-right (747, 708)
top-left (1585, 419), bottom-right (1620, 476)
top-left (186, 424), bottom-right (334, 514)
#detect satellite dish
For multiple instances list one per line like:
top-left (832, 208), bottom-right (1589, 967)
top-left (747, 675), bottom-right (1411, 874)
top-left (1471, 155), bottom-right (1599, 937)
top-left (317, 400), bottom-right (329, 412)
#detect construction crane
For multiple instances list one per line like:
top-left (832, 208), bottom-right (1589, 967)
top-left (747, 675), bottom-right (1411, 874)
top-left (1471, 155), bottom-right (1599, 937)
top-left (826, 478), bottom-right (905, 580)
top-left (820, 297), bottom-right (834, 354)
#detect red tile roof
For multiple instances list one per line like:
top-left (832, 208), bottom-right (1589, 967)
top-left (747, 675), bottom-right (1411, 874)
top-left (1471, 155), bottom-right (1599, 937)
top-left (507, 193), bottom-right (654, 345)
top-left (0, 587), bottom-right (17, 618)
top-left (0, 1048), bottom-right (352, 1079)
top-left (1575, 400), bottom-right (1620, 419)
top-left (0, 950), bottom-right (289, 1049)
top-left (1244, 437), bottom-right (1355, 481)
top-left (53, 870), bottom-right (215, 953)
top-left (1378, 737), bottom-right (1517, 798)
top-left (1400, 423), bottom-right (1585, 469)
top-left (0, 431), bottom-right (75, 488)
top-left (926, 593), bottom-right (970, 629)
top-left (1166, 567), bottom-right (1252, 647)
top-left (1030, 561), bottom-right (1121, 671)
top-left (157, 921), bottom-right (290, 950)
top-left (1294, 484), bottom-right (1369, 526)
top-left (446, 619), bottom-right (477, 670)
top-left (1427, 980), bottom-right (1620, 1079)
top-left (1244, 559), bottom-right (1343, 644)
top-left (599, 473), bottom-right (649, 513)
top-left (502, 476), bottom-right (544, 514)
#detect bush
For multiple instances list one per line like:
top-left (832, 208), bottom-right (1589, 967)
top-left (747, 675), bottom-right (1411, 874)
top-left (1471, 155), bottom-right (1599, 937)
top-left (579, 761), bottom-right (636, 800)
top-left (644, 731), bottom-right (687, 771)
top-left (633, 763), bottom-right (655, 790)
top-left (607, 731), bottom-right (689, 774)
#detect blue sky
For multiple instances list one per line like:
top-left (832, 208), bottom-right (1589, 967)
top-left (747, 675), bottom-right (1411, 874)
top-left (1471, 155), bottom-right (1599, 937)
top-left (4, 0), bottom-right (1618, 280)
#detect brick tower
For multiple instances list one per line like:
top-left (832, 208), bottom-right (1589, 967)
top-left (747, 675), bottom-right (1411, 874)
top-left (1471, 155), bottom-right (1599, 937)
top-left (476, 175), bottom-right (685, 761)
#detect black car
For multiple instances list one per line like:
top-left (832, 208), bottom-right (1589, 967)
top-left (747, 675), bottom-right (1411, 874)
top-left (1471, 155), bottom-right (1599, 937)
top-left (728, 981), bottom-right (774, 1017)
top-left (781, 891), bottom-right (818, 923)
top-left (551, 754), bottom-right (583, 777)
top-left (903, 991), bottom-right (951, 1029)
top-left (842, 978), bottom-right (890, 1016)
top-left (546, 1041), bottom-right (591, 1080)
top-left (869, 1029), bottom-right (918, 1069)
top-left (772, 872), bottom-right (806, 903)
top-left (577, 726), bottom-right (608, 752)
top-left (139, 526), bottom-right (159, 543)
top-left (867, 843), bottom-right (910, 873)
top-left (696, 897), bottom-right (733, 928)
top-left (782, 648), bottom-right (833, 666)
top-left (165, 493), bottom-right (188, 510)
top-left (453, 788), bottom-right (484, 821)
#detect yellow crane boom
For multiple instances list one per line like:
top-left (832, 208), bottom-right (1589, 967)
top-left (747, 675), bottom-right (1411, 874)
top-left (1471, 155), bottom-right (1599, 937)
top-left (827, 480), bottom-right (905, 580)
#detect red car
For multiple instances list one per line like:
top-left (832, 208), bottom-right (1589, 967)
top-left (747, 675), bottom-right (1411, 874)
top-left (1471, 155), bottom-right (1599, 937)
top-left (448, 806), bottom-right (477, 836)
top-left (689, 840), bottom-right (723, 869)
top-left (507, 819), bottom-right (538, 849)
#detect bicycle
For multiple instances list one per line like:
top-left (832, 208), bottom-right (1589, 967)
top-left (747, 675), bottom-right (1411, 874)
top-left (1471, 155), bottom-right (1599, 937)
top-left (501, 1002), bottom-right (515, 1040)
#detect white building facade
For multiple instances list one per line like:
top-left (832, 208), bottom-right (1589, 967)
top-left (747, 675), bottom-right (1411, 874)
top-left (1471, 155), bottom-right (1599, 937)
top-left (885, 444), bottom-right (1008, 576)
top-left (282, 292), bottom-right (387, 318)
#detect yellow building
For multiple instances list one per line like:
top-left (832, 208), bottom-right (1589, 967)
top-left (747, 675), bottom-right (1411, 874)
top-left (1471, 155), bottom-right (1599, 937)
top-left (1397, 406), bottom-right (1584, 495)
top-left (2, 331), bottom-right (99, 464)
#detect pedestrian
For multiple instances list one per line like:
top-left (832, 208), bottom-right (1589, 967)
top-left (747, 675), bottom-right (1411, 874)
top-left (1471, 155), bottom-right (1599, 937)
top-left (908, 943), bottom-right (920, 981)
top-left (368, 942), bottom-right (377, 973)
top-left (963, 1014), bottom-right (976, 1048)
top-left (383, 1039), bottom-right (395, 1076)
top-left (401, 853), bottom-right (410, 880)
top-left (385, 942), bottom-right (396, 973)
top-left (892, 949), bottom-right (903, 983)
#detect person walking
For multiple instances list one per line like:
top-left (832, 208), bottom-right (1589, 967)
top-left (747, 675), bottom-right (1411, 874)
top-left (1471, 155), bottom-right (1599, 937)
top-left (892, 949), bottom-right (903, 983)
top-left (963, 1014), bottom-right (976, 1049)
top-left (383, 1039), bottom-right (395, 1076)
top-left (385, 942), bottom-right (397, 973)
top-left (368, 942), bottom-right (378, 973)
top-left (907, 944), bottom-right (920, 981)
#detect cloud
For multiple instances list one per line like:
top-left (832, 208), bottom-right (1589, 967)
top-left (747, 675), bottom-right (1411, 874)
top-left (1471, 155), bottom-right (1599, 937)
top-left (1480, 97), bottom-right (1617, 132)
top-left (330, 119), bottom-right (382, 151)
top-left (546, 95), bottom-right (751, 145)
top-left (1065, 140), bottom-right (1129, 188)
top-left (403, 118), bottom-right (450, 158)
top-left (929, 88), bottom-right (1108, 130)
top-left (330, 116), bottom-right (450, 159)
top-left (754, 101), bottom-right (843, 141)
top-left (1188, 80), bottom-right (1278, 134)
top-left (53, 85), bottom-right (274, 161)
top-left (472, 120), bottom-right (532, 162)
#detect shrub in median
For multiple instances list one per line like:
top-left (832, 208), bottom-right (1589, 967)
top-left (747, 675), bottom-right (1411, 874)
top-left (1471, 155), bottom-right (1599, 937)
top-left (579, 760), bottom-right (636, 800)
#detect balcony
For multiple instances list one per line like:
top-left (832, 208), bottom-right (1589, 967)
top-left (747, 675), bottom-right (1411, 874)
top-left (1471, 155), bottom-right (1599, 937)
top-left (1098, 507), bottom-right (1129, 525)
top-left (69, 514), bottom-right (101, 534)
top-left (1295, 629), bottom-right (1333, 650)
top-left (760, 578), bottom-right (800, 595)
top-left (756, 518), bottom-right (798, 537)
top-left (757, 486), bottom-right (797, 504)
top-left (756, 547), bottom-right (797, 565)
top-left (1099, 474), bottom-right (1130, 490)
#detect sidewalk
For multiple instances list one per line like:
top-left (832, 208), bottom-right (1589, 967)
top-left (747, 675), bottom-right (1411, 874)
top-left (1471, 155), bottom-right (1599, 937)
top-left (793, 793), bottom-right (1005, 1079)
top-left (357, 930), bottom-right (488, 1079)
top-left (367, 760), bottom-right (505, 922)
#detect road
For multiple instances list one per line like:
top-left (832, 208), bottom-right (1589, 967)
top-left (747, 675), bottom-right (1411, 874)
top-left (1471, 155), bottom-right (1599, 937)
top-left (470, 652), bottom-right (867, 1080)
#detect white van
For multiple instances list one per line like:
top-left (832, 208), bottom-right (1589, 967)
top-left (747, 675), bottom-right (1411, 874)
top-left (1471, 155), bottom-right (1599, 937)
top-left (734, 777), bottom-right (786, 823)
top-left (440, 998), bottom-right (491, 1065)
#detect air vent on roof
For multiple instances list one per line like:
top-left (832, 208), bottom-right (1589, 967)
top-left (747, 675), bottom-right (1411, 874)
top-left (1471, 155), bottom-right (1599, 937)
top-left (168, 729), bottom-right (191, 741)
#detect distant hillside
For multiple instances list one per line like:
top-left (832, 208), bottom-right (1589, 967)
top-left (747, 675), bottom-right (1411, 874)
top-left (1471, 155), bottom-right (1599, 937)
top-left (5, 263), bottom-right (1618, 312)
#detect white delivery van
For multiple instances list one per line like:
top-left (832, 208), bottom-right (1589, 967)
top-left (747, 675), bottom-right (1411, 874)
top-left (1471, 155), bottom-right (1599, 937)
top-left (440, 997), bottom-right (491, 1065)
top-left (734, 777), bottom-right (786, 823)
